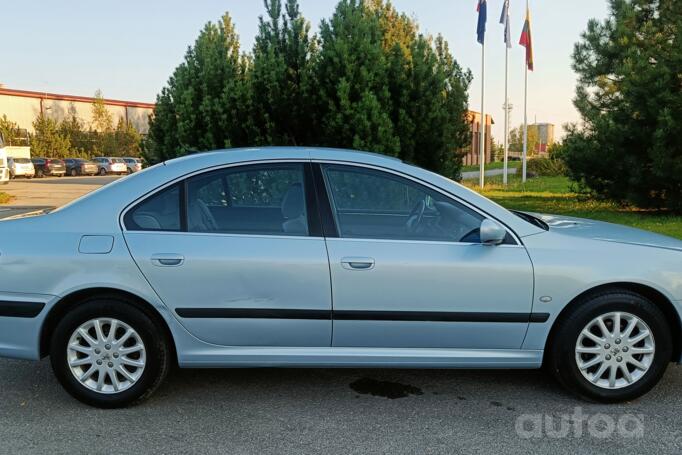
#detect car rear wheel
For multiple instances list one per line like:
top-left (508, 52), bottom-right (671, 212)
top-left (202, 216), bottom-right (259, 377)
top-left (99, 168), bottom-right (107, 176)
top-left (71, 169), bottom-right (78, 177)
top-left (50, 298), bottom-right (170, 408)
top-left (548, 289), bottom-right (672, 403)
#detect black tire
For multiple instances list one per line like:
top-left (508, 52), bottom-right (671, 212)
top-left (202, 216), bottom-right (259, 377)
top-left (70, 168), bottom-right (78, 177)
top-left (99, 167), bottom-right (107, 176)
top-left (548, 289), bottom-right (672, 403)
top-left (36, 169), bottom-right (44, 178)
top-left (49, 297), bottom-right (170, 408)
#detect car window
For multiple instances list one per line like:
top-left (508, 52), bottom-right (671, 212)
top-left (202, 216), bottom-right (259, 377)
top-left (186, 164), bottom-right (309, 236)
top-left (124, 184), bottom-right (181, 231)
top-left (322, 165), bottom-right (483, 242)
top-left (14, 158), bottom-right (30, 164)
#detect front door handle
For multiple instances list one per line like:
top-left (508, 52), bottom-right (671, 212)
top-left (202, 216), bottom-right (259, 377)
top-left (341, 257), bottom-right (375, 271)
top-left (151, 254), bottom-right (185, 267)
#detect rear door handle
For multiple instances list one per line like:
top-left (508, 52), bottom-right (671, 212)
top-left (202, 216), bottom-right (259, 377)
top-left (151, 254), bottom-right (185, 267)
top-left (341, 257), bottom-right (375, 270)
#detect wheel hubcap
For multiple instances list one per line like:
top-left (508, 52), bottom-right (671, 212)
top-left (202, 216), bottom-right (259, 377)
top-left (67, 318), bottom-right (146, 394)
top-left (575, 312), bottom-right (655, 389)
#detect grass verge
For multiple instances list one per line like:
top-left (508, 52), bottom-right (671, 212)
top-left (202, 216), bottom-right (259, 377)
top-left (462, 175), bottom-right (682, 240)
top-left (0, 192), bottom-right (12, 204)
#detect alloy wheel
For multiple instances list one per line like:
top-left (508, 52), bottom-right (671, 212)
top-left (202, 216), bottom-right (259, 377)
top-left (575, 311), bottom-right (655, 389)
top-left (66, 318), bottom-right (146, 394)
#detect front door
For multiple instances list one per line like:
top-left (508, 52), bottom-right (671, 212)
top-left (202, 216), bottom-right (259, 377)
top-left (317, 163), bottom-right (534, 349)
top-left (123, 162), bottom-right (332, 347)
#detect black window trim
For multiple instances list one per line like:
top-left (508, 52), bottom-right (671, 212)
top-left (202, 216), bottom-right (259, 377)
top-left (311, 161), bottom-right (521, 246)
top-left (122, 160), bottom-right (323, 238)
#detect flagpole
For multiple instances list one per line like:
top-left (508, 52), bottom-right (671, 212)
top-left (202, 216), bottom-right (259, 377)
top-left (479, 39), bottom-right (486, 188)
top-left (503, 39), bottom-right (509, 185)
top-left (521, 0), bottom-right (529, 183)
top-left (522, 45), bottom-right (528, 182)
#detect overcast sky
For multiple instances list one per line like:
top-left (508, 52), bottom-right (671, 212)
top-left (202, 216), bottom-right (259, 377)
top-left (2, 0), bottom-right (609, 140)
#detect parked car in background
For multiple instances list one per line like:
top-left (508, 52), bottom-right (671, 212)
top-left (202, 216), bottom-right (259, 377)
top-left (8, 157), bottom-right (35, 179)
top-left (123, 157), bottom-right (143, 174)
top-left (64, 158), bottom-right (98, 177)
top-left (93, 157), bottom-right (127, 176)
top-left (32, 158), bottom-right (66, 178)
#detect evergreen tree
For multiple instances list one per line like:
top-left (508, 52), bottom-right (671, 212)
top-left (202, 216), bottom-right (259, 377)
top-left (251, 0), bottom-right (317, 145)
top-left (146, 13), bottom-right (249, 163)
top-left (563, 0), bottom-right (682, 210)
top-left (314, 0), bottom-right (400, 156)
top-left (0, 115), bottom-right (21, 145)
top-left (31, 113), bottom-right (71, 158)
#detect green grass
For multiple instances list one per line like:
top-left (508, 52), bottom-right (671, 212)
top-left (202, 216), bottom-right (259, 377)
top-left (0, 192), bottom-right (12, 204)
top-left (462, 175), bottom-right (682, 240)
top-left (461, 160), bottom-right (522, 173)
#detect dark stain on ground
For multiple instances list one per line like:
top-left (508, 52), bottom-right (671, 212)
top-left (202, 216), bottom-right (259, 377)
top-left (457, 396), bottom-right (467, 401)
top-left (350, 377), bottom-right (424, 399)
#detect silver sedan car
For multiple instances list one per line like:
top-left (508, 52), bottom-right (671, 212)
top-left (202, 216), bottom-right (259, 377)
top-left (0, 148), bottom-right (680, 408)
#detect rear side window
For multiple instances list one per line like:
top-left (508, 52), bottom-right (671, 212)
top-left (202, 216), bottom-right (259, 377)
top-left (124, 184), bottom-right (181, 231)
top-left (186, 164), bottom-right (308, 235)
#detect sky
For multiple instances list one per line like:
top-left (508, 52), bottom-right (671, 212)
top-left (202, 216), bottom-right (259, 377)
top-left (1, 0), bottom-right (609, 141)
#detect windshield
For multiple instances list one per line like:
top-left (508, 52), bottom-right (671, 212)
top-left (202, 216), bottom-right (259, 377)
top-left (512, 211), bottom-right (549, 231)
top-left (13, 158), bottom-right (31, 164)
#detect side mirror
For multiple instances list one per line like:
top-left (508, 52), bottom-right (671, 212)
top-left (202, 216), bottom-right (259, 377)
top-left (480, 219), bottom-right (507, 245)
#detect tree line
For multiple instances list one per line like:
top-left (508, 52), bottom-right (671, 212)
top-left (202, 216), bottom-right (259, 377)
top-left (145, 0), bottom-right (473, 180)
top-left (0, 90), bottom-right (141, 158)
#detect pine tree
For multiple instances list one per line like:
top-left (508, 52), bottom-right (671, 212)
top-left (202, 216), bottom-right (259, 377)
top-left (146, 13), bottom-right (249, 162)
top-left (314, 0), bottom-right (400, 156)
top-left (251, 0), bottom-right (317, 145)
top-left (31, 113), bottom-right (71, 158)
top-left (563, 0), bottom-right (682, 210)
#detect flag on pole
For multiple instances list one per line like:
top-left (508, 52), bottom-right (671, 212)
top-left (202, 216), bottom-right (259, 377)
top-left (500, 0), bottom-right (511, 48)
top-left (519, 4), bottom-right (534, 70)
top-left (476, 0), bottom-right (487, 44)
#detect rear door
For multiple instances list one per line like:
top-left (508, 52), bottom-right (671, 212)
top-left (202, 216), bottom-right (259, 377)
top-left (123, 162), bottom-right (332, 347)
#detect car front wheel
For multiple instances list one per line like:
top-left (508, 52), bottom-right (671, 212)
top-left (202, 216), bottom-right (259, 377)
top-left (50, 297), bottom-right (170, 408)
top-left (549, 289), bottom-right (672, 403)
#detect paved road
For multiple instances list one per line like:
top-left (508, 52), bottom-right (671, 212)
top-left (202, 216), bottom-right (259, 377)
top-left (2, 175), bottom-right (120, 208)
top-left (1, 359), bottom-right (681, 454)
top-left (461, 167), bottom-right (518, 180)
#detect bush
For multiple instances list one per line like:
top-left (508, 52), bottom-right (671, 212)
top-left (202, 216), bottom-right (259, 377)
top-left (526, 157), bottom-right (567, 177)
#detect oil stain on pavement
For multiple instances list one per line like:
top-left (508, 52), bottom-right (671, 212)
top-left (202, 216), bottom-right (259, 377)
top-left (350, 377), bottom-right (423, 399)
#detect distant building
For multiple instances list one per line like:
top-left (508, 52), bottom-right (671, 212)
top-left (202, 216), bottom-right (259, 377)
top-left (461, 111), bottom-right (494, 166)
top-left (0, 87), bottom-right (154, 134)
top-left (530, 122), bottom-right (555, 155)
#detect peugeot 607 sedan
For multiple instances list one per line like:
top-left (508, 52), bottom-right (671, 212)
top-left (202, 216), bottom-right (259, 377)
top-left (0, 147), bottom-right (680, 408)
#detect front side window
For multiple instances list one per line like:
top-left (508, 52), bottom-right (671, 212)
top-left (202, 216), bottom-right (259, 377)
top-left (186, 164), bottom-right (309, 236)
top-left (124, 184), bottom-right (181, 231)
top-left (322, 165), bottom-right (484, 242)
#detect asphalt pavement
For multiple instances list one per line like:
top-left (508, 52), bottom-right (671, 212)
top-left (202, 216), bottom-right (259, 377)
top-left (0, 358), bottom-right (681, 454)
